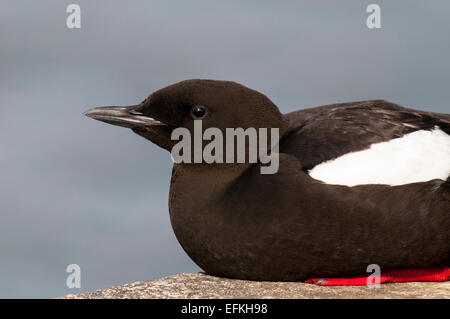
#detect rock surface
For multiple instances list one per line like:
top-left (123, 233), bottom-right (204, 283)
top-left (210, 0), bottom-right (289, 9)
top-left (61, 273), bottom-right (449, 299)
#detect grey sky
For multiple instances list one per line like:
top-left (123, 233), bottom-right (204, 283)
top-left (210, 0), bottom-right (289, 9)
top-left (0, 0), bottom-right (449, 298)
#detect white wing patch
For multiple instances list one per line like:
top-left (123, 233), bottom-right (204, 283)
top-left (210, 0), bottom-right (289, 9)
top-left (308, 127), bottom-right (450, 186)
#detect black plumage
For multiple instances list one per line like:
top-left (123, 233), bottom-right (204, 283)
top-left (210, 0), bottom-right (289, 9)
top-left (85, 79), bottom-right (450, 281)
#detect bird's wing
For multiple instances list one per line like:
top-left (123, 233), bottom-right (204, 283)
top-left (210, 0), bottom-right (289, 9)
top-left (280, 100), bottom-right (450, 171)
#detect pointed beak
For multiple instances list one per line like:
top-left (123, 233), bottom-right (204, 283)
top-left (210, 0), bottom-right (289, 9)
top-left (84, 105), bottom-right (165, 130)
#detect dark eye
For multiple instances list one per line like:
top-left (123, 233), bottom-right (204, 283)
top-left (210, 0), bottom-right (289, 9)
top-left (191, 105), bottom-right (207, 119)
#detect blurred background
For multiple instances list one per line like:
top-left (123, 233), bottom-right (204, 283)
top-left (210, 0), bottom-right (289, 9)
top-left (0, 0), bottom-right (449, 298)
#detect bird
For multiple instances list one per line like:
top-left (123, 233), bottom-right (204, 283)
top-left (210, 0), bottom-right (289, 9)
top-left (84, 79), bottom-right (450, 284)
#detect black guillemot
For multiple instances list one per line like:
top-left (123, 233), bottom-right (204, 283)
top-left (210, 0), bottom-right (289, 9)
top-left (85, 79), bottom-right (450, 283)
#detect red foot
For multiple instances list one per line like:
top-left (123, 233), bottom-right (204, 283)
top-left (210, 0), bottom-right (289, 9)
top-left (305, 266), bottom-right (450, 286)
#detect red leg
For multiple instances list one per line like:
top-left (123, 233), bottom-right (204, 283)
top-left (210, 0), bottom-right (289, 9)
top-left (305, 266), bottom-right (450, 286)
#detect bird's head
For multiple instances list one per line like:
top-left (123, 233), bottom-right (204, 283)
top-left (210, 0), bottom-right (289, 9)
top-left (84, 79), bottom-right (285, 167)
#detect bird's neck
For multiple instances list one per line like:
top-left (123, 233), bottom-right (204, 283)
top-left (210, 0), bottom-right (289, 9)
top-left (170, 162), bottom-right (253, 192)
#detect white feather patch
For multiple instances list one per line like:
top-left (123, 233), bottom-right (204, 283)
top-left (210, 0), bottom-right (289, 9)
top-left (308, 127), bottom-right (450, 186)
